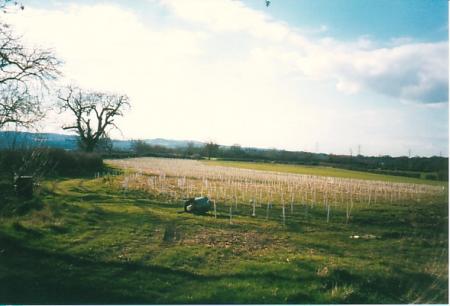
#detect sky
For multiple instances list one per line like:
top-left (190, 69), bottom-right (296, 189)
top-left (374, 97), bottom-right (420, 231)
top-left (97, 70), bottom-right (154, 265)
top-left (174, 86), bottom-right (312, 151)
top-left (2, 0), bottom-right (448, 157)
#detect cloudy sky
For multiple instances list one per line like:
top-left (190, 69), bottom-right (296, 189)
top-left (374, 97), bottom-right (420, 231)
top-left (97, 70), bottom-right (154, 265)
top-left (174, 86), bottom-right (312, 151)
top-left (3, 0), bottom-right (448, 156)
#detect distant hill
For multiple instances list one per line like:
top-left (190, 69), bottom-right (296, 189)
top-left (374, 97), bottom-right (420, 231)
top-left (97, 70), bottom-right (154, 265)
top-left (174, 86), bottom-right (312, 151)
top-left (145, 138), bottom-right (204, 149)
top-left (0, 131), bottom-right (78, 150)
top-left (0, 131), bottom-right (205, 151)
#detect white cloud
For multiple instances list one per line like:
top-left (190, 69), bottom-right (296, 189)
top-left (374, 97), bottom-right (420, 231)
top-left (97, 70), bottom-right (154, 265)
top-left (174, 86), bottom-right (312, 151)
top-left (161, 0), bottom-right (290, 41)
top-left (339, 42), bottom-right (448, 103)
top-left (161, 0), bottom-right (448, 103)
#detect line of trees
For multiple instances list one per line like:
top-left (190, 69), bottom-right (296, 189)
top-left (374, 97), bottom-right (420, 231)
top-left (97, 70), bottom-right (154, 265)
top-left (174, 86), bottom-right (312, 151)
top-left (128, 141), bottom-right (448, 181)
top-left (130, 140), bottom-right (221, 160)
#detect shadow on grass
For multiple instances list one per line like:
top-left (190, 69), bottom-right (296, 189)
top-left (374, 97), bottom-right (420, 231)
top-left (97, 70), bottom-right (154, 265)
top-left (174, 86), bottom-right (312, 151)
top-left (0, 195), bottom-right (44, 217)
top-left (0, 231), bottom-right (323, 304)
top-left (0, 231), bottom-right (202, 304)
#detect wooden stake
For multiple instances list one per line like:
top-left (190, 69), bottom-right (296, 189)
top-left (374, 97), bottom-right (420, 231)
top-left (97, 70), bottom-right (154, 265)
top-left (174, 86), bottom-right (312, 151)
top-left (290, 193), bottom-right (294, 214)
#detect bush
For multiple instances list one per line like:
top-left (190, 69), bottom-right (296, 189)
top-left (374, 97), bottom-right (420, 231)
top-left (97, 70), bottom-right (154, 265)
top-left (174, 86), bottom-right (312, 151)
top-left (424, 174), bottom-right (438, 180)
top-left (0, 148), bottom-right (104, 177)
top-left (47, 149), bottom-right (103, 176)
top-left (437, 169), bottom-right (448, 181)
top-left (366, 169), bottom-right (421, 179)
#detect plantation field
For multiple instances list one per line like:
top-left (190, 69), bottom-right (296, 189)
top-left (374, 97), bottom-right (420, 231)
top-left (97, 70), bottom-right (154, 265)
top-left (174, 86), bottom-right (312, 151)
top-left (204, 160), bottom-right (445, 186)
top-left (0, 157), bottom-right (448, 304)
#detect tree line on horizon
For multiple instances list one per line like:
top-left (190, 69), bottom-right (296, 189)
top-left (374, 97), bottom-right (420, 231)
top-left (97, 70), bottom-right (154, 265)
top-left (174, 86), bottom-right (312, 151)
top-left (128, 140), bottom-right (448, 181)
top-left (0, 130), bottom-right (447, 181)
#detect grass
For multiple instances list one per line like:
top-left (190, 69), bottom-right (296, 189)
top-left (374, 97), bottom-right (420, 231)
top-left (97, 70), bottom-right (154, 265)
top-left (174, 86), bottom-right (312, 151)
top-left (0, 170), bottom-right (448, 304)
top-left (204, 160), bottom-right (446, 186)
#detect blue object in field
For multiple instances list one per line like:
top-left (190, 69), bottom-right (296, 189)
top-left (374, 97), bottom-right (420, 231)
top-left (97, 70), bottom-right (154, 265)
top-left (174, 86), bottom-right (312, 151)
top-left (184, 196), bottom-right (211, 214)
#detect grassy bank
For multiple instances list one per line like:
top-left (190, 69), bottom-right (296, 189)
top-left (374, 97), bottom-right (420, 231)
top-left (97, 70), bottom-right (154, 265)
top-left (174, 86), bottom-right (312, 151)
top-left (0, 171), bottom-right (447, 304)
top-left (204, 160), bottom-right (446, 186)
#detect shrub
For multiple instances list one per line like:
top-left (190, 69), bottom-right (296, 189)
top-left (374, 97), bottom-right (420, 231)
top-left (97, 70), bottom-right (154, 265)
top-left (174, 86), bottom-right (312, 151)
top-left (0, 148), bottom-right (104, 178)
top-left (424, 174), bottom-right (438, 180)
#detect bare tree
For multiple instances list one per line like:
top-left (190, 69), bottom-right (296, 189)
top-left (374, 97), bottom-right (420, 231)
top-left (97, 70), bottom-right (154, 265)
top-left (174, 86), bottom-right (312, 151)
top-left (58, 86), bottom-right (130, 152)
top-left (0, 23), bottom-right (60, 129)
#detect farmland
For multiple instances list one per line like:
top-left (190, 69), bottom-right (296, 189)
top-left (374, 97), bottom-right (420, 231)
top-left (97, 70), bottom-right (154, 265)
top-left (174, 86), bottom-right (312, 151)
top-left (0, 157), bottom-right (448, 304)
top-left (204, 160), bottom-right (446, 185)
top-left (110, 158), bottom-right (445, 225)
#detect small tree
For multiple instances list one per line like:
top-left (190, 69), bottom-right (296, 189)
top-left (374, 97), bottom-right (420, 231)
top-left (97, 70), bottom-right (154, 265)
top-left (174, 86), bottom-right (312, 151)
top-left (230, 144), bottom-right (244, 158)
top-left (204, 141), bottom-right (219, 160)
top-left (58, 86), bottom-right (130, 152)
top-left (131, 139), bottom-right (150, 155)
top-left (184, 141), bottom-right (196, 157)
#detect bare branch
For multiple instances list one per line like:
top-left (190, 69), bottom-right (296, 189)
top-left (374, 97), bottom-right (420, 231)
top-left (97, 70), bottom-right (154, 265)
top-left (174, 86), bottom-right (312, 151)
top-left (0, 22), bottom-right (61, 130)
top-left (0, 25), bottom-right (61, 88)
top-left (0, 82), bottom-right (43, 129)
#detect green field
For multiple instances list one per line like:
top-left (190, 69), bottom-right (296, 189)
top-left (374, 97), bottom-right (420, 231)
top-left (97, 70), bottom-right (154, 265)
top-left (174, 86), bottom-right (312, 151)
top-left (0, 162), bottom-right (448, 304)
top-left (204, 160), bottom-right (445, 186)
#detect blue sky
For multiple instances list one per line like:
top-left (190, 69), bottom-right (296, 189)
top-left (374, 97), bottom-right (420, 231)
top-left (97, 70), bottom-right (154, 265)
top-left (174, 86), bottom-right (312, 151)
top-left (4, 0), bottom-right (448, 157)
top-left (245, 0), bottom-right (448, 42)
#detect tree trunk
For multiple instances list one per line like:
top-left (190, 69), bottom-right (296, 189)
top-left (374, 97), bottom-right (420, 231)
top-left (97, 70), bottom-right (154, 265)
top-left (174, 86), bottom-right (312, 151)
top-left (83, 139), bottom-right (96, 153)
